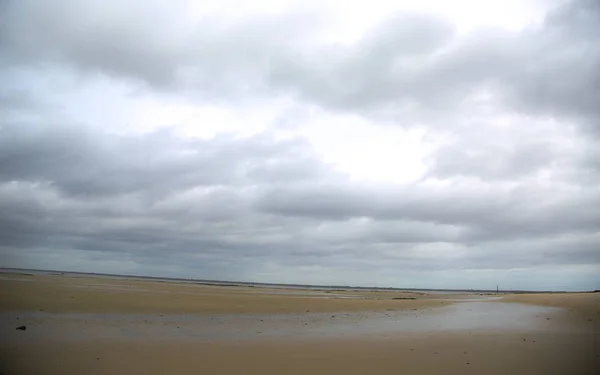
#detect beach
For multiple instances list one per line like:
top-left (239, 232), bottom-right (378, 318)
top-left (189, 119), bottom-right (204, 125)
top-left (1, 272), bottom-right (598, 374)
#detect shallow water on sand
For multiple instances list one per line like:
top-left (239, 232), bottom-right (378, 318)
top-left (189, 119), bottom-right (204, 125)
top-left (317, 301), bottom-right (563, 336)
top-left (0, 300), bottom-right (571, 344)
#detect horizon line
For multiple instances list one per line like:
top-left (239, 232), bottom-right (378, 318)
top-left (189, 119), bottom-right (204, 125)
top-left (1, 266), bottom-right (585, 293)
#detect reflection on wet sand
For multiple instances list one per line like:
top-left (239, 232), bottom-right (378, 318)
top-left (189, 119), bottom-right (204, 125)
top-left (1, 272), bottom-right (599, 375)
top-left (0, 300), bottom-right (570, 344)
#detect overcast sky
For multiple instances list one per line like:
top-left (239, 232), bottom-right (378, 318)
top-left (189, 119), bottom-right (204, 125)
top-left (1, 0), bottom-right (599, 291)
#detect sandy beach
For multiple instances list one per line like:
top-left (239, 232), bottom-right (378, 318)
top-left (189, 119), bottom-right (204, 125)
top-left (1, 272), bottom-right (598, 374)
top-left (2, 0), bottom-right (600, 373)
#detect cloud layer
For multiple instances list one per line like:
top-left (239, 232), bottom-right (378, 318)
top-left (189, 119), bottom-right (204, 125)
top-left (0, 0), bottom-right (599, 290)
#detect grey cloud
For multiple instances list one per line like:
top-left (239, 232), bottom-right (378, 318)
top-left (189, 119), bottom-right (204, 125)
top-left (272, 0), bottom-right (600, 125)
top-left (256, 180), bottom-right (600, 243)
top-left (0, 117), bottom-right (345, 270)
top-left (2, 119), bottom-right (595, 276)
top-left (427, 138), bottom-right (556, 181)
top-left (1, 175), bottom-right (598, 286)
top-left (2, 0), bottom-right (598, 128)
top-left (0, 121), bottom-right (326, 198)
top-left (0, 0), bottom-right (192, 86)
top-left (0, 90), bottom-right (35, 112)
top-left (276, 0), bottom-right (600, 126)
top-left (466, 233), bottom-right (600, 269)
top-left (267, 13), bottom-right (456, 111)
top-left (423, 117), bottom-right (600, 187)
top-left (1, 0), bottom-right (599, 290)
top-left (255, 182), bottom-right (502, 224)
top-left (0, 0), bottom-right (468, 112)
top-left (499, 0), bottom-right (600, 129)
top-left (0, 0), bottom-right (322, 91)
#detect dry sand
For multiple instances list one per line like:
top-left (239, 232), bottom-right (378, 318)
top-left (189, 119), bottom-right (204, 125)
top-left (0, 273), bottom-right (447, 314)
top-left (1, 273), bottom-right (599, 375)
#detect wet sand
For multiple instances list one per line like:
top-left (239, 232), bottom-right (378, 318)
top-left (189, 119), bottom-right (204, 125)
top-left (2, 332), bottom-right (598, 375)
top-left (0, 273), bottom-right (598, 374)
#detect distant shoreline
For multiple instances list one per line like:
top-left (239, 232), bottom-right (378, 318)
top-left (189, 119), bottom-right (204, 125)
top-left (0, 267), bottom-right (572, 294)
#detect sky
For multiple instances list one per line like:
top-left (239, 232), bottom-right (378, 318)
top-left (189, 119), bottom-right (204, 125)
top-left (0, 0), bottom-right (599, 291)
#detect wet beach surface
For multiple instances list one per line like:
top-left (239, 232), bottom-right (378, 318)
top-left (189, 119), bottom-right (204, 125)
top-left (0, 298), bottom-right (576, 344)
top-left (1, 273), bottom-right (599, 375)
